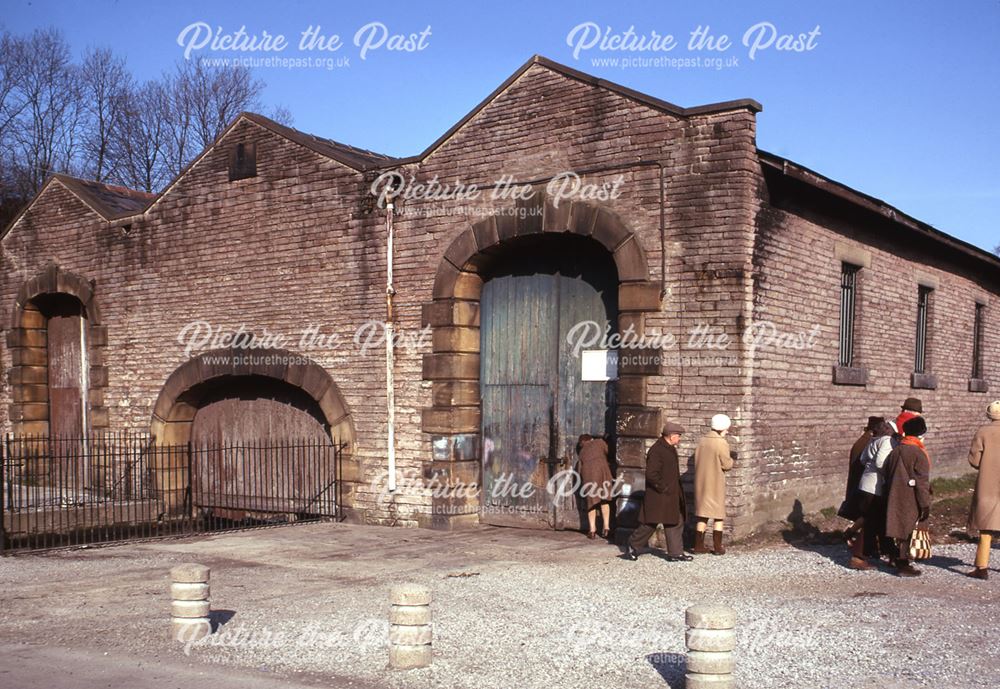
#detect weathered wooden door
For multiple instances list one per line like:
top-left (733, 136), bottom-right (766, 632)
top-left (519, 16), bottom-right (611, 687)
top-left (480, 245), bottom-right (617, 530)
top-left (45, 297), bottom-right (88, 489)
top-left (46, 300), bottom-right (87, 440)
top-left (189, 377), bottom-right (334, 519)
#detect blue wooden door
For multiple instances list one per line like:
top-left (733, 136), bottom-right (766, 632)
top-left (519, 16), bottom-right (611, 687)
top-left (480, 245), bottom-right (617, 529)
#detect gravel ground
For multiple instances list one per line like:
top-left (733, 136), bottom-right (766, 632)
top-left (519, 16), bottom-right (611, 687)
top-left (0, 522), bottom-right (996, 689)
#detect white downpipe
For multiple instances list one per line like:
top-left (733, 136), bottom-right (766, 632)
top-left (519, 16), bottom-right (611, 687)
top-left (385, 199), bottom-right (397, 493)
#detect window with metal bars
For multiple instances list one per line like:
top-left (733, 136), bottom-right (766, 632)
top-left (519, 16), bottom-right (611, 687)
top-left (915, 286), bottom-right (932, 373)
top-left (838, 263), bottom-right (859, 367)
top-left (972, 303), bottom-right (985, 379)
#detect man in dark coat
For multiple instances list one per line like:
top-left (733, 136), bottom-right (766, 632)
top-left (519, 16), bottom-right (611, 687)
top-left (625, 422), bottom-right (691, 562)
top-left (883, 416), bottom-right (932, 577)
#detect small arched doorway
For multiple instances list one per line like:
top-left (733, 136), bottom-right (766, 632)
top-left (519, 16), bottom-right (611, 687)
top-left (150, 349), bottom-right (354, 519)
top-left (32, 293), bottom-right (89, 440)
top-left (479, 234), bottom-right (618, 529)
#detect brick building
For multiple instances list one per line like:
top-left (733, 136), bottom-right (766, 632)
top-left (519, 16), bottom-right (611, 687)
top-left (2, 56), bottom-right (997, 536)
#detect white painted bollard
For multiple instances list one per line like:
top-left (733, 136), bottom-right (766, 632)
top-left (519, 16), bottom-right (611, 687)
top-left (685, 604), bottom-right (736, 688)
top-left (388, 583), bottom-right (432, 669)
top-left (171, 563), bottom-right (211, 643)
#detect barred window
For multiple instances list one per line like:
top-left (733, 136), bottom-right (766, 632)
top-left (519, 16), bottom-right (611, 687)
top-left (915, 286), bottom-right (933, 374)
top-left (839, 263), bottom-right (860, 367)
top-left (972, 303), bottom-right (985, 379)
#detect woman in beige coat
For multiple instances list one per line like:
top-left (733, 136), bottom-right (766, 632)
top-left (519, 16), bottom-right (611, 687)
top-left (694, 414), bottom-right (735, 555)
top-left (967, 400), bottom-right (1000, 580)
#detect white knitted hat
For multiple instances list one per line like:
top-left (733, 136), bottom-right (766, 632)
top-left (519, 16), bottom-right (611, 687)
top-left (988, 401), bottom-right (1000, 421)
top-left (710, 414), bottom-right (732, 432)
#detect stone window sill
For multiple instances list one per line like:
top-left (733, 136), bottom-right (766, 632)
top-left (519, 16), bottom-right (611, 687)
top-left (969, 378), bottom-right (990, 393)
top-left (911, 372), bottom-right (938, 390)
top-left (833, 365), bottom-right (868, 386)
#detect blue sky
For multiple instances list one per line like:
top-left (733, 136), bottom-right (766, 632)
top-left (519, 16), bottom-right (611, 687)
top-left (5, 0), bottom-right (999, 253)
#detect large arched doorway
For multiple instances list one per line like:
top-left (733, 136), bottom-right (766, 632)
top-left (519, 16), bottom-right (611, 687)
top-left (421, 193), bottom-right (665, 531)
top-left (479, 234), bottom-right (618, 529)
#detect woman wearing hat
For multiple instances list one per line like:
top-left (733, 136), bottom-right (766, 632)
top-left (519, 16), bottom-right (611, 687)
top-left (694, 414), bottom-right (735, 555)
top-left (883, 416), bottom-right (932, 577)
top-left (966, 400), bottom-right (1000, 580)
top-left (846, 420), bottom-right (898, 570)
top-left (896, 397), bottom-right (923, 435)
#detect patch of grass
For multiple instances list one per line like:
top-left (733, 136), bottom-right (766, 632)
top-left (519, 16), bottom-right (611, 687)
top-left (931, 473), bottom-right (977, 495)
top-left (819, 506), bottom-right (837, 519)
top-left (934, 495), bottom-right (972, 511)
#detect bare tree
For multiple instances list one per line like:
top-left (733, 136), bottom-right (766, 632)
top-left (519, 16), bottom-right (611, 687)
top-left (0, 33), bottom-right (27, 152)
top-left (267, 104), bottom-right (294, 127)
top-left (80, 48), bottom-right (132, 182)
top-left (8, 29), bottom-right (82, 196)
top-left (994, 243), bottom-right (999, 258)
top-left (159, 59), bottom-right (266, 177)
top-left (0, 32), bottom-right (29, 222)
top-left (112, 80), bottom-right (170, 193)
top-left (0, 28), bottom-right (288, 211)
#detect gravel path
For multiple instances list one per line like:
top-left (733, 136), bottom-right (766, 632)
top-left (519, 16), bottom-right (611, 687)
top-left (0, 523), bottom-right (996, 689)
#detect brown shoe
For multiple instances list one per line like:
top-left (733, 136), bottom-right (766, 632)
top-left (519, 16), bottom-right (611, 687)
top-left (967, 567), bottom-right (989, 580)
top-left (895, 561), bottom-right (922, 577)
top-left (712, 531), bottom-right (726, 556)
top-left (693, 535), bottom-right (708, 554)
top-left (587, 531), bottom-right (597, 540)
top-left (848, 556), bottom-right (873, 570)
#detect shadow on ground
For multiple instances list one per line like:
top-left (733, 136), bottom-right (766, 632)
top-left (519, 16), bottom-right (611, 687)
top-left (646, 652), bottom-right (686, 688)
top-left (211, 609), bottom-right (237, 632)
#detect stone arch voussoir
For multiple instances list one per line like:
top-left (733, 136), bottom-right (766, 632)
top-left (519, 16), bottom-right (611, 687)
top-left (149, 348), bottom-right (355, 451)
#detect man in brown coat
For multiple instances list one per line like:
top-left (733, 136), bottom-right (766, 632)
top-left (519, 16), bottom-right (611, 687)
top-left (694, 414), bottom-right (735, 555)
top-left (966, 400), bottom-right (1000, 580)
top-left (625, 422), bottom-right (691, 562)
top-left (883, 416), bottom-right (932, 577)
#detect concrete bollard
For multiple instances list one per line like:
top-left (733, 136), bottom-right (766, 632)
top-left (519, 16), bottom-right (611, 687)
top-left (388, 583), bottom-right (432, 669)
top-left (685, 604), bottom-right (736, 689)
top-left (171, 563), bottom-right (211, 643)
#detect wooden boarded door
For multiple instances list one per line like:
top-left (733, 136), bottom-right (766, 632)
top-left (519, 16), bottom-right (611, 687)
top-left (480, 243), bottom-right (617, 530)
top-left (189, 377), bottom-right (334, 519)
top-left (45, 297), bottom-right (88, 488)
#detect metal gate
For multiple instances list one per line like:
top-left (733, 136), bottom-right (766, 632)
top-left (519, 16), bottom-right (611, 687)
top-left (0, 432), bottom-right (343, 553)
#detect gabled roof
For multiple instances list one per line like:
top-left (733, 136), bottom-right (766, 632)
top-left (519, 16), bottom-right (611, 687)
top-left (52, 174), bottom-right (156, 219)
top-left (1, 174), bottom-right (157, 237)
top-left (393, 54), bottom-right (764, 164)
top-left (3, 54), bottom-right (994, 271)
top-left (241, 112), bottom-right (395, 170)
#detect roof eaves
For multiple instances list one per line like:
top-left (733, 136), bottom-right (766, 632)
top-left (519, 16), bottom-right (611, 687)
top-left (759, 149), bottom-right (1000, 273)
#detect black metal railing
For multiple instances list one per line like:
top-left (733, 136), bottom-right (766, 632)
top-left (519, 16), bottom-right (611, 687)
top-left (1, 432), bottom-right (343, 553)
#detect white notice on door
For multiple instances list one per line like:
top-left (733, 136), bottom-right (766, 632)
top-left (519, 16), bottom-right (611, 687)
top-left (581, 349), bottom-right (618, 381)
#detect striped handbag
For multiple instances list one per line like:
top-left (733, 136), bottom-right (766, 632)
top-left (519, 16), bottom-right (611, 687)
top-left (909, 526), bottom-right (932, 561)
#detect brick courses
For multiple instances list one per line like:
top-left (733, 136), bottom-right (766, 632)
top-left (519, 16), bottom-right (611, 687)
top-left (2, 56), bottom-right (996, 535)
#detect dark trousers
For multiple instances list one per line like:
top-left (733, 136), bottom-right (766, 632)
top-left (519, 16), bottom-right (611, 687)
top-left (629, 522), bottom-right (684, 556)
top-left (858, 493), bottom-right (893, 558)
